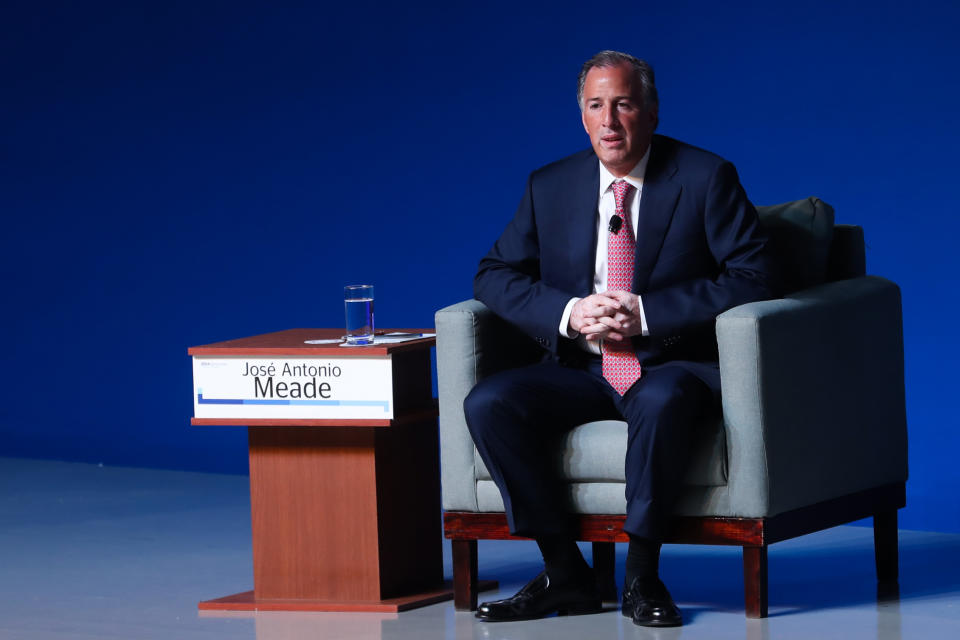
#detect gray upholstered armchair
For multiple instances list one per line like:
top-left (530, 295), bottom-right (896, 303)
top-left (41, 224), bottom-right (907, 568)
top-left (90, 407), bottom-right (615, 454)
top-left (434, 198), bottom-right (908, 618)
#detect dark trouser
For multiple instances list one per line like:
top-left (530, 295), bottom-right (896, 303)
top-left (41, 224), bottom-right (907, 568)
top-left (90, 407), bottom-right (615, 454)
top-left (463, 357), bottom-right (719, 542)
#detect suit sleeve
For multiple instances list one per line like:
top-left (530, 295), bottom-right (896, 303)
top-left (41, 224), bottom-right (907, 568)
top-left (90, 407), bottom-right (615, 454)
top-left (641, 161), bottom-right (779, 336)
top-left (473, 173), bottom-right (575, 350)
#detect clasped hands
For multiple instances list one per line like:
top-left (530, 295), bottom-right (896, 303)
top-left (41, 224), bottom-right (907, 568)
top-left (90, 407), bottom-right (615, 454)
top-left (568, 290), bottom-right (642, 342)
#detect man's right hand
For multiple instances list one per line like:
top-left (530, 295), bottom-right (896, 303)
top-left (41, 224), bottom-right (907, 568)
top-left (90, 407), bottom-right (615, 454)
top-left (568, 293), bottom-right (625, 340)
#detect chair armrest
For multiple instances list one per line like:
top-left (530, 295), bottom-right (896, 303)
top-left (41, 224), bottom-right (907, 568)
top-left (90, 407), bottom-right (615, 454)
top-left (716, 276), bottom-right (908, 518)
top-left (435, 299), bottom-right (542, 511)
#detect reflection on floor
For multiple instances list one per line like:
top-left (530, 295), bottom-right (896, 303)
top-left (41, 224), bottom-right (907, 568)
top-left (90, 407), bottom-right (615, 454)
top-left (1, 457), bottom-right (957, 639)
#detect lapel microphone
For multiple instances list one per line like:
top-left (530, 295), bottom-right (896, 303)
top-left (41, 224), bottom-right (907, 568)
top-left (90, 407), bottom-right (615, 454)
top-left (608, 214), bottom-right (623, 235)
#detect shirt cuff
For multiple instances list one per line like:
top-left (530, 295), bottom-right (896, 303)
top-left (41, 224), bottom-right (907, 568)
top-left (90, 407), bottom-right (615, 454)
top-left (559, 297), bottom-right (581, 338)
top-left (637, 294), bottom-right (649, 336)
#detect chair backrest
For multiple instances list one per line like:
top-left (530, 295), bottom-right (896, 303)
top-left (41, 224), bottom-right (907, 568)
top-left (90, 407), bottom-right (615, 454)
top-left (826, 224), bottom-right (866, 281)
top-left (756, 197), bottom-right (864, 293)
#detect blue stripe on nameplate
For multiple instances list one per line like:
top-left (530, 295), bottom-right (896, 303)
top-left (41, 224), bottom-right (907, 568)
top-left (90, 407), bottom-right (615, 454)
top-left (197, 393), bottom-right (389, 411)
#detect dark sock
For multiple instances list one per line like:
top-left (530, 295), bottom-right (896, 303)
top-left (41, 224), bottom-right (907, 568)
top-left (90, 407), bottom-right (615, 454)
top-left (536, 536), bottom-right (591, 586)
top-left (625, 534), bottom-right (662, 589)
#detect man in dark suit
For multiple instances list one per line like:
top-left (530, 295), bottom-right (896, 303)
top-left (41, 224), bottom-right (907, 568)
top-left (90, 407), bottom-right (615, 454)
top-left (463, 51), bottom-right (777, 626)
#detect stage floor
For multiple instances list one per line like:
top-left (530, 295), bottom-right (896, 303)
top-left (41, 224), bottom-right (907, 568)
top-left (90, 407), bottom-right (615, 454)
top-left (1, 456), bottom-right (957, 639)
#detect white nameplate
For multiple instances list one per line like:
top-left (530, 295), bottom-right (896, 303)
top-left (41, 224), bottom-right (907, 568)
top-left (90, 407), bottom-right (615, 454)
top-left (192, 355), bottom-right (393, 420)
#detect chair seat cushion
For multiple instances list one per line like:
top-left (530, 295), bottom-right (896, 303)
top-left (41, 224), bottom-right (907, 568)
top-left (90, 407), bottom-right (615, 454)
top-left (474, 417), bottom-right (727, 487)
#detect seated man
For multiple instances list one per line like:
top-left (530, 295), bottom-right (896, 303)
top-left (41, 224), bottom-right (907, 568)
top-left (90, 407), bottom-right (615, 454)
top-left (464, 50), bottom-right (778, 627)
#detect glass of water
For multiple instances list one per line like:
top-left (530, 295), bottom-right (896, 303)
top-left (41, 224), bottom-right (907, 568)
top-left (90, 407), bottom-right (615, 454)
top-left (344, 285), bottom-right (375, 345)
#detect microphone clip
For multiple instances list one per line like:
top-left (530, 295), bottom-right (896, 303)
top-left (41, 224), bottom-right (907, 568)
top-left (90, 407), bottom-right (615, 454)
top-left (608, 215), bottom-right (623, 235)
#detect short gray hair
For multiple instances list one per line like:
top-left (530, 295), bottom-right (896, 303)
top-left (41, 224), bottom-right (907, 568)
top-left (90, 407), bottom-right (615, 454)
top-left (577, 50), bottom-right (659, 125)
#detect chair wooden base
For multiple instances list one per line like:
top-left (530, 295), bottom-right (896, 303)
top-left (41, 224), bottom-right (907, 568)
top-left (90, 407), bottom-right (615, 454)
top-left (444, 483), bottom-right (905, 618)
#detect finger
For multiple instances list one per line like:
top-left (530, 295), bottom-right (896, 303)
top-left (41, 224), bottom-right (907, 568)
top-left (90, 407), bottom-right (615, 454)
top-left (595, 315), bottom-right (623, 330)
top-left (587, 294), bottom-right (622, 310)
top-left (580, 322), bottom-right (610, 336)
top-left (584, 293), bottom-right (623, 309)
top-left (583, 304), bottom-right (619, 319)
top-left (601, 290), bottom-right (635, 310)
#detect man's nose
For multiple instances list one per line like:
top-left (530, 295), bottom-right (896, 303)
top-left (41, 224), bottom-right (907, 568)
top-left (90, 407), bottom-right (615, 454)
top-left (601, 104), bottom-right (619, 128)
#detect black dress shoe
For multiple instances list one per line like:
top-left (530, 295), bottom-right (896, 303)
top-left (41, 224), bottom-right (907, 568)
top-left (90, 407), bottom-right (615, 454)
top-left (476, 571), bottom-right (602, 622)
top-left (622, 578), bottom-right (682, 627)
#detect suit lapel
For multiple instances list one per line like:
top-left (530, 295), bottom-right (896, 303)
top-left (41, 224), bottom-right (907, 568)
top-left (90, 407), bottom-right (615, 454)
top-left (564, 156), bottom-right (600, 296)
top-left (632, 139), bottom-right (681, 293)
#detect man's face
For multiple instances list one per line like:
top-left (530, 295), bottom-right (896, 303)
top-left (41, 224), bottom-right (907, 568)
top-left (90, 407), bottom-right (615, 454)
top-left (581, 62), bottom-right (657, 177)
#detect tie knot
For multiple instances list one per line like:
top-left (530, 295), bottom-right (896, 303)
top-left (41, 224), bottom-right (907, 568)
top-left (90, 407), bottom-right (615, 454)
top-left (611, 180), bottom-right (632, 213)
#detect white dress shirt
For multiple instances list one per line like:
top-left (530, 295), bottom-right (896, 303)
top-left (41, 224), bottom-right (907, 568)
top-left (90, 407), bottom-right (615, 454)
top-left (559, 149), bottom-right (651, 352)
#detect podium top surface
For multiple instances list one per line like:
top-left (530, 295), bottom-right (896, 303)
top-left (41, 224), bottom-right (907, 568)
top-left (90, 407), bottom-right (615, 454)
top-left (188, 328), bottom-right (435, 356)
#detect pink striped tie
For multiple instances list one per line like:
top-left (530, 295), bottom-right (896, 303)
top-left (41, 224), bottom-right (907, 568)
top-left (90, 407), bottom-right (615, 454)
top-left (602, 180), bottom-right (642, 396)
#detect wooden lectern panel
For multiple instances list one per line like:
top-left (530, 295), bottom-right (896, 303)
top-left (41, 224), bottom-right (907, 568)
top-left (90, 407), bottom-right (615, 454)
top-left (249, 426), bottom-right (383, 601)
top-left (247, 420), bottom-right (444, 602)
top-left (373, 419), bottom-right (443, 599)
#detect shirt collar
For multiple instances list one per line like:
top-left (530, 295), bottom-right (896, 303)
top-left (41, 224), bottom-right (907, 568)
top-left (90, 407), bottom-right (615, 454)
top-left (597, 145), bottom-right (651, 196)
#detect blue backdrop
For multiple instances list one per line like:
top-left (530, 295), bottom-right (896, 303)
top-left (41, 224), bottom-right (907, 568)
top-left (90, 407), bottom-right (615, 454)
top-left (2, 0), bottom-right (958, 532)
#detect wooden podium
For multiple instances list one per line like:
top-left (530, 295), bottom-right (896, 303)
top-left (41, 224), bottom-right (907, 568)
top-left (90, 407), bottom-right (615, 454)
top-left (189, 328), bottom-right (451, 612)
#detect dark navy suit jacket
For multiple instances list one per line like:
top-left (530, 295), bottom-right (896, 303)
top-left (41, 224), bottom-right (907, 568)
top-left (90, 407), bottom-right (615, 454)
top-left (473, 134), bottom-right (778, 388)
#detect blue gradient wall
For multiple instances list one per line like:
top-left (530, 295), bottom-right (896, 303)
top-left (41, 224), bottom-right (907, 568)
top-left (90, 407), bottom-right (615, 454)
top-left (2, 1), bottom-right (958, 532)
